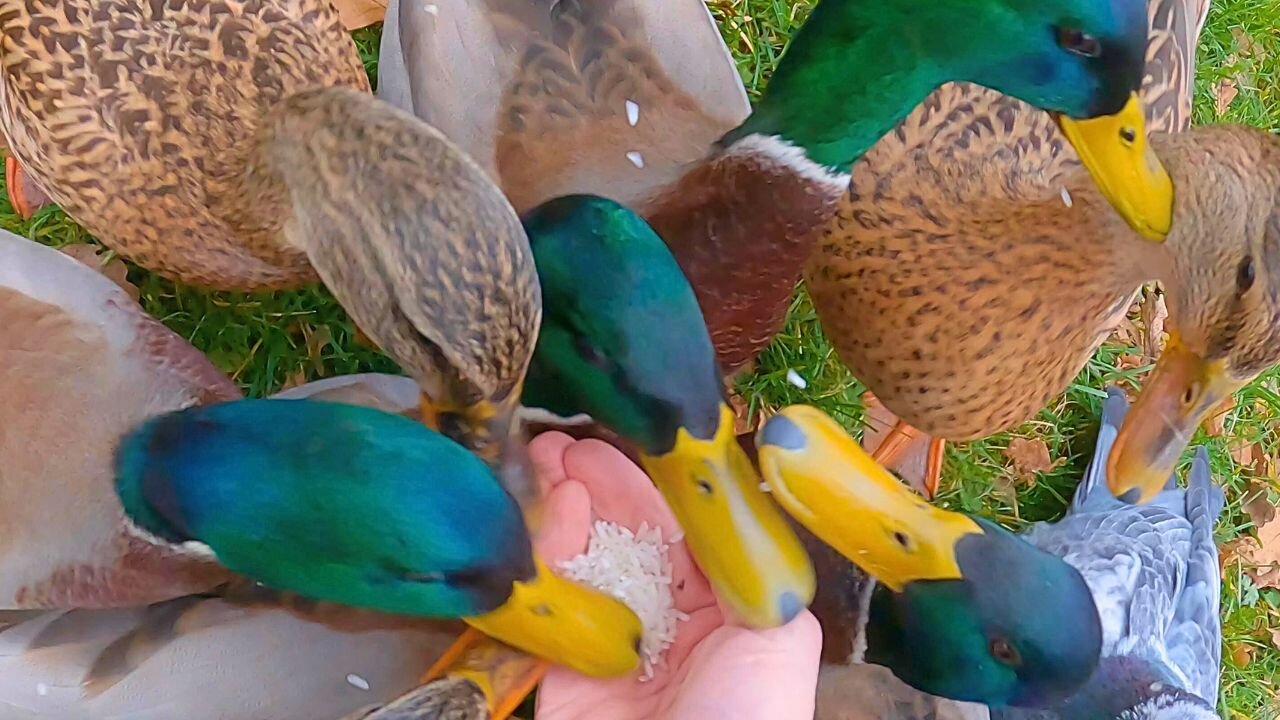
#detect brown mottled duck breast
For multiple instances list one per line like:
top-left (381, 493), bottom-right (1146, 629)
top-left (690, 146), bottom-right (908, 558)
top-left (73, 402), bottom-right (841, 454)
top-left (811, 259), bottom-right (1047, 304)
top-left (0, 0), bottom-right (369, 289)
top-left (807, 96), bottom-right (1280, 442)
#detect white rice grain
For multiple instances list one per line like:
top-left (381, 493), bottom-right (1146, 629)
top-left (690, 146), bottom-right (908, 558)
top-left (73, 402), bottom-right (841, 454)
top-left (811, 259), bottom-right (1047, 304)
top-left (559, 520), bottom-right (688, 681)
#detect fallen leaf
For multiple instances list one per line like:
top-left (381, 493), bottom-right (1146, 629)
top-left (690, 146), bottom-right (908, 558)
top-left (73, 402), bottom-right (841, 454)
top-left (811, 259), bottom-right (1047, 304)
top-left (1003, 438), bottom-right (1062, 485)
top-left (1116, 353), bottom-right (1145, 371)
top-left (300, 324), bottom-right (334, 376)
top-left (1229, 438), bottom-right (1262, 471)
top-left (59, 243), bottom-right (140, 301)
top-left (333, 0), bottom-right (387, 30)
top-left (1242, 480), bottom-right (1277, 529)
top-left (1229, 641), bottom-right (1254, 668)
top-left (1214, 77), bottom-right (1239, 116)
top-left (279, 369), bottom-right (309, 391)
top-left (1270, 628), bottom-right (1280, 651)
top-left (1108, 317), bottom-right (1142, 348)
top-left (1138, 288), bottom-right (1168, 361)
top-left (992, 474), bottom-right (1020, 518)
top-left (1230, 516), bottom-right (1280, 590)
top-left (1232, 27), bottom-right (1265, 61)
top-left (729, 391), bottom-right (755, 435)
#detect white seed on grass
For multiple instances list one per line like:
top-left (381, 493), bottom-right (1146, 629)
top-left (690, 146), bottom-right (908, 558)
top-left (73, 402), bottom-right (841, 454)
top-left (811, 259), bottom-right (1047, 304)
top-left (786, 368), bottom-right (808, 390)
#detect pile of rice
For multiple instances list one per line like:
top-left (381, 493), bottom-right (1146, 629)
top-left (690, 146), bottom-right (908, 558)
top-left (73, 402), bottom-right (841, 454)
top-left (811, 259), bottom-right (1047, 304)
top-left (559, 520), bottom-right (688, 681)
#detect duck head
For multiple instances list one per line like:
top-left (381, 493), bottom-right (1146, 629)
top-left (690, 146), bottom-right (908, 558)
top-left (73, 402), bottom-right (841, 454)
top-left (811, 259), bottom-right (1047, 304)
top-left (113, 399), bottom-right (642, 678)
top-left (727, 0), bottom-right (1171, 239)
top-left (1109, 126), bottom-right (1280, 503)
top-left (521, 195), bottom-right (815, 628)
top-left (756, 405), bottom-right (1101, 707)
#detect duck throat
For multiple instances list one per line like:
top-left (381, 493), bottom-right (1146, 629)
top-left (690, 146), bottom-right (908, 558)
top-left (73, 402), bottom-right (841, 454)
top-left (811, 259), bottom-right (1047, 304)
top-left (719, 0), bottom-right (948, 172)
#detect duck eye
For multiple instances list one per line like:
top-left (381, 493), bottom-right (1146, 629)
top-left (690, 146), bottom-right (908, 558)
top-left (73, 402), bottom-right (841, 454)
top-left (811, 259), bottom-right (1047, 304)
top-left (990, 637), bottom-right (1022, 666)
top-left (1237, 256), bottom-right (1256, 293)
top-left (1055, 27), bottom-right (1102, 59)
top-left (1181, 382), bottom-right (1201, 408)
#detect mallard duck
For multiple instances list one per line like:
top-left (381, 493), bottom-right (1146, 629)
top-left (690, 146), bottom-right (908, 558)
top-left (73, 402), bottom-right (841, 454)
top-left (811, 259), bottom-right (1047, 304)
top-left (377, 0), bottom-right (1173, 375)
top-left (991, 387), bottom-right (1222, 720)
top-left (0, 596), bottom-right (458, 720)
top-left (0, 1), bottom-right (811, 636)
top-left (0, 230), bottom-right (238, 610)
top-left (755, 406), bottom-right (1103, 709)
top-left (802, 0), bottom-right (1280, 502)
top-left (112, 398), bottom-right (643, 677)
top-left (0, 229), bottom-right (646, 718)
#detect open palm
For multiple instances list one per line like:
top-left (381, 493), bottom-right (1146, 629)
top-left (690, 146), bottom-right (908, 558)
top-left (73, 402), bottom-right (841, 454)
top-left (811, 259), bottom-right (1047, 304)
top-left (528, 432), bottom-right (821, 720)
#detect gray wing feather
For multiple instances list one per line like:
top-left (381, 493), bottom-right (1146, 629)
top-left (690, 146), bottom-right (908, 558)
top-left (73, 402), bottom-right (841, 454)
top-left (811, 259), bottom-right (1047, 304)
top-left (1023, 387), bottom-right (1222, 705)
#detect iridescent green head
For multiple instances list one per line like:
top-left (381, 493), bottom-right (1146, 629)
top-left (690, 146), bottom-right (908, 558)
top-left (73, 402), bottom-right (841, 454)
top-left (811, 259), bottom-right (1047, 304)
top-left (521, 194), bottom-right (815, 631)
top-left (863, 516), bottom-right (1103, 707)
top-left (726, 0), bottom-right (1172, 240)
top-left (521, 194), bottom-right (721, 455)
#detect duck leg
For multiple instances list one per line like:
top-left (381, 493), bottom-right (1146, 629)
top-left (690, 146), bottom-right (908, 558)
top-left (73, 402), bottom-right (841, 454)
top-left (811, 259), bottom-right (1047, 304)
top-left (5, 155), bottom-right (51, 219)
top-left (345, 630), bottom-right (543, 719)
top-left (860, 393), bottom-right (944, 500)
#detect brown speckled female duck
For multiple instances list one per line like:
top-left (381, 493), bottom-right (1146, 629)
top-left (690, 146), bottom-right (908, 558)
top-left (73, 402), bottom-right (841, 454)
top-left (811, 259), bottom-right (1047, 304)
top-left (377, 0), bottom-right (1177, 374)
top-left (0, 1), bottom-right (540, 472)
top-left (807, 0), bottom-right (1280, 502)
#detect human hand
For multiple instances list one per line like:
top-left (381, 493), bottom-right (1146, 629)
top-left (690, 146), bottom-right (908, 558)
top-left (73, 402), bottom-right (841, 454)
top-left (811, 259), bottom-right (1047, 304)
top-left (528, 432), bottom-right (821, 720)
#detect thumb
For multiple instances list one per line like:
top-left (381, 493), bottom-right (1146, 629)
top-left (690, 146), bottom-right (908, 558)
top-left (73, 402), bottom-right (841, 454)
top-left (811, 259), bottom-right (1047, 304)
top-left (665, 610), bottom-right (822, 720)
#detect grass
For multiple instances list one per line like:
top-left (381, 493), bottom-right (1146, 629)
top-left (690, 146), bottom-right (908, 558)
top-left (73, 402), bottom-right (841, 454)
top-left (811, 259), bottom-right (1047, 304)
top-left (2, 0), bottom-right (1278, 716)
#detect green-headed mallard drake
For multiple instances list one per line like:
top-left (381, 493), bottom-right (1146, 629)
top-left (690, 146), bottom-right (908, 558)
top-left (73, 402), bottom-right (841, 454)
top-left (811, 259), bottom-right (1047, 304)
top-left (991, 386), bottom-right (1222, 720)
top-left (755, 405), bottom-right (1103, 710)
top-left (805, 0), bottom-right (1280, 502)
top-left (0, 230), bottom-right (238, 610)
top-left (0, 1), bottom-right (812, 639)
top-left (377, 0), bottom-right (1174, 374)
top-left (112, 398), bottom-right (643, 679)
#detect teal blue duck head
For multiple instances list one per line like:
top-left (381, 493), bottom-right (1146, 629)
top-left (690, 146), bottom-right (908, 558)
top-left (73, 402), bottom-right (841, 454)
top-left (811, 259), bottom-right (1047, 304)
top-left (113, 398), bottom-right (647, 678)
top-left (756, 405), bottom-right (1102, 707)
top-left (520, 194), bottom-right (816, 630)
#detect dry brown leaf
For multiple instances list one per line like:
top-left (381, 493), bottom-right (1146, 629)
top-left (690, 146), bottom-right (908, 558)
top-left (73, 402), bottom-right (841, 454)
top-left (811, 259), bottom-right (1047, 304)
top-left (729, 391), bottom-right (756, 436)
top-left (1229, 438), bottom-right (1262, 471)
top-left (1229, 641), bottom-right (1254, 668)
top-left (279, 369), bottom-right (309, 392)
top-left (1215, 77), bottom-right (1240, 116)
top-left (1230, 516), bottom-right (1280, 590)
top-left (333, 0), bottom-right (387, 30)
top-left (1108, 317), bottom-right (1142, 347)
top-left (1003, 438), bottom-right (1063, 486)
top-left (59, 243), bottom-right (140, 301)
top-left (1116, 353), bottom-right (1145, 371)
top-left (1242, 479), bottom-right (1277, 529)
top-left (993, 474), bottom-right (1020, 517)
top-left (1138, 288), bottom-right (1167, 361)
top-left (1232, 27), bottom-right (1265, 61)
top-left (1270, 628), bottom-right (1280, 651)
top-left (300, 324), bottom-right (334, 376)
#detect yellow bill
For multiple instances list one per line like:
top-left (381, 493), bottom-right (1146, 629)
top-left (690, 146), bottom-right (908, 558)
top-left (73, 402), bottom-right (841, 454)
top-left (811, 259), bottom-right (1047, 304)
top-left (640, 404), bottom-right (815, 629)
top-left (1056, 92), bottom-right (1174, 242)
top-left (754, 405), bottom-right (981, 592)
top-left (1107, 337), bottom-right (1237, 504)
top-left (464, 558), bottom-right (641, 678)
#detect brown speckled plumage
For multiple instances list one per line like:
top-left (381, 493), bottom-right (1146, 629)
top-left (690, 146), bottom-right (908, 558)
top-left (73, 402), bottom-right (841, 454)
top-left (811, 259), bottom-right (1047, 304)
top-left (379, 0), bottom-right (844, 373)
top-left (802, 0), bottom-right (1280, 442)
top-left (0, 1), bottom-right (541, 448)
